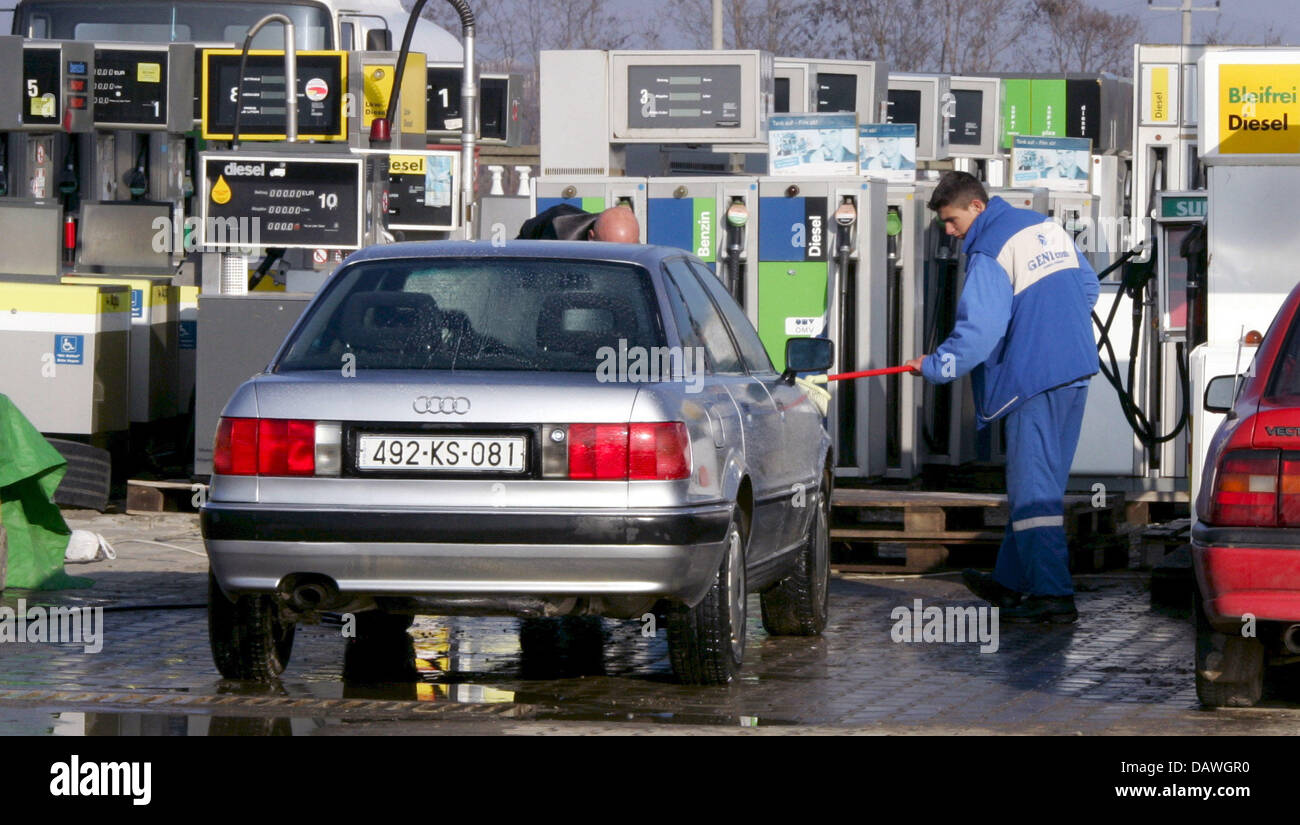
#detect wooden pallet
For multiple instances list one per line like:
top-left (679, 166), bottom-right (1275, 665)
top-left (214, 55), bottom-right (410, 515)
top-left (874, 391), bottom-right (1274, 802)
top-left (830, 488), bottom-right (1127, 574)
top-left (126, 480), bottom-right (205, 515)
top-left (1136, 519), bottom-right (1192, 569)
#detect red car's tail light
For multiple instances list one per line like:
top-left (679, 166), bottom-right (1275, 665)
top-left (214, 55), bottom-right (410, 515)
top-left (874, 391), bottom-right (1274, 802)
top-left (567, 423), bottom-right (690, 481)
top-left (1211, 449), bottom-right (1280, 526)
top-left (1279, 453), bottom-right (1300, 526)
top-left (214, 417), bottom-right (316, 477)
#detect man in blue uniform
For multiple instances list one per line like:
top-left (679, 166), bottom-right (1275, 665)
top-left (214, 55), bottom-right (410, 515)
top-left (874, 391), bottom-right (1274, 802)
top-left (905, 172), bottom-right (1099, 623)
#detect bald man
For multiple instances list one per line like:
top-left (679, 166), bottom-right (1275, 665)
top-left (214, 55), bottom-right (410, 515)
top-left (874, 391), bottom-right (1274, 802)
top-left (589, 206), bottom-right (640, 242)
top-left (517, 204), bottom-right (641, 242)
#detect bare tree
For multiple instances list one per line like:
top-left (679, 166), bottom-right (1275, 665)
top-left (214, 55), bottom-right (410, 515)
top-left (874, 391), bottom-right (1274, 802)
top-left (929, 0), bottom-right (1036, 74)
top-left (813, 0), bottom-right (936, 71)
top-left (1200, 15), bottom-right (1285, 47)
top-left (665, 0), bottom-right (827, 55)
top-left (1029, 0), bottom-right (1143, 76)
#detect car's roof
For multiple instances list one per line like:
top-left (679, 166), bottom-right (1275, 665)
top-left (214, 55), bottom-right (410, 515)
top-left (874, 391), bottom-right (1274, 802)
top-left (345, 241), bottom-right (687, 269)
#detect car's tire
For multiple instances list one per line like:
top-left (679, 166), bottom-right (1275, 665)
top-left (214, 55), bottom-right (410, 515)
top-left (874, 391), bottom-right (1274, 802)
top-left (342, 610), bottom-right (418, 683)
top-left (47, 438), bottom-right (111, 512)
top-left (761, 474), bottom-right (831, 636)
top-left (518, 615), bottom-right (606, 678)
top-left (208, 571), bottom-right (296, 682)
top-left (666, 511), bottom-right (747, 685)
top-left (1194, 588), bottom-right (1264, 708)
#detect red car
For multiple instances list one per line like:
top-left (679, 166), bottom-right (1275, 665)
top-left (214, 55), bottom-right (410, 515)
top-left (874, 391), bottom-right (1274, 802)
top-left (1194, 281), bottom-right (1300, 707)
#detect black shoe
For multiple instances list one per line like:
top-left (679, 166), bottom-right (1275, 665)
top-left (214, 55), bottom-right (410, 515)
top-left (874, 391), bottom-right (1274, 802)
top-left (961, 569), bottom-right (1022, 609)
top-left (1001, 595), bottom-right (1078, 624)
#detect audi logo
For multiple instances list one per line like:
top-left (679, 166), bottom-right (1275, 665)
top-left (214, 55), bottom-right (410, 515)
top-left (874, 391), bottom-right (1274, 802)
top-left (413, 396), bottom-right (471, 414)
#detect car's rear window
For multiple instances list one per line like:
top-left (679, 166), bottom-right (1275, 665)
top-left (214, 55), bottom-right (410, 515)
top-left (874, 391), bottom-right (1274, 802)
top-left (275, 257), bottom-right (665, 372)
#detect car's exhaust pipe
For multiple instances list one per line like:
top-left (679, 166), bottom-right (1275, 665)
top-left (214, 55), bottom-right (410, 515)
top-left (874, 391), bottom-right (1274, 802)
top-left (281, 575), bottom-right (341, 611)
top-left (1283, 624), bottom-right (1300, 655)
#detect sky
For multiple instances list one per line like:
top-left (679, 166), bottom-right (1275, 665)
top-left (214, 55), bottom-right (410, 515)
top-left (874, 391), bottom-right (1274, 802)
top-left (1090, 0), bottom-right (1300, 44)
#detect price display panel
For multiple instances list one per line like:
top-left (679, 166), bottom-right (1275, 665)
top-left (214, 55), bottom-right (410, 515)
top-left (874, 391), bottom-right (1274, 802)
top-left (93, 48), bottom-right (168, 128)
top-left (202, 50), bottom-right (347, 141)
top-left (626, 64), bottom-right (743, 130)
top-left (201, 155), bottom-right (362, 249)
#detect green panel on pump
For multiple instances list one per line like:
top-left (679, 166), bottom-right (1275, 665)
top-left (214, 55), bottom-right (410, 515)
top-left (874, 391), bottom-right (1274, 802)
top-left (1029, 78), bottom-right (1067, 137)
top-left (757, 193), bottom-right (830, 373)
top-left (1002, 79), bottom-right (1031, 148)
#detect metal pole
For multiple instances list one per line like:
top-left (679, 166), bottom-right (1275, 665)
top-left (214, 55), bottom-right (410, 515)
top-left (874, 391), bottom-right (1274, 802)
top-left (461, 27), bottom-right (476, 234)
top-left (712, 0), bottom-right (723, 49)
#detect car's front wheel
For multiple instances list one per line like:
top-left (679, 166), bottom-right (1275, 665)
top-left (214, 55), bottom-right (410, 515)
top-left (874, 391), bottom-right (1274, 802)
top-left (761, 474), bottom-right (831, 636)
top-left (666, 512), bottom-right (747, 685)
top-left (1194, 588), bottom-right (1264, 707)
top-left (208, 571), bottom-right (296, 681)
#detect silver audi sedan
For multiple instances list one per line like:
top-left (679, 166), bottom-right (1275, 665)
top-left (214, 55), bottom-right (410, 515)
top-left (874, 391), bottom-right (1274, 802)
top-left (202, 241), bottom-right (834, 685)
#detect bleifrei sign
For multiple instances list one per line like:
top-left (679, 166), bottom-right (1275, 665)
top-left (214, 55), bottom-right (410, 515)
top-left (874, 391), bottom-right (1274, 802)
top-left (1202, 51), bottom-right (1300, 156)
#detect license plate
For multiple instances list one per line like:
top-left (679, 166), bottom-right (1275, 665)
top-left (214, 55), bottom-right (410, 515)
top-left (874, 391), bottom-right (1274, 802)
top-left (357, 435), bottom-right (528, 472)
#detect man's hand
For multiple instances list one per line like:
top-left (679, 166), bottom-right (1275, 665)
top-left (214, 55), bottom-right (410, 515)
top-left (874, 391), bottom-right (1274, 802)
top-left (904, 355), bottom-right (926, 375)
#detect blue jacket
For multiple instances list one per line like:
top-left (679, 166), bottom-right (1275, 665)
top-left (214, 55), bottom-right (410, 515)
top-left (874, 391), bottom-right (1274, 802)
top-left (921, 196), bottom-right (1099, 425)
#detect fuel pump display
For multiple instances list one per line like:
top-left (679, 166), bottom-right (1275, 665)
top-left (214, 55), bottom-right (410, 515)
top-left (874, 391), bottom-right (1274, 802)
top-left (92, 49), bottom-right (170, 128)
top-left (202, 50), bottom-right (348, 141)
top-left (200, 154), bottom-right (363, 249)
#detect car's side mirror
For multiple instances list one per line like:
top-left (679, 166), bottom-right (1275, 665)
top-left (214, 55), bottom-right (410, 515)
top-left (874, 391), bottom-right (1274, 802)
top-left (1204, 374), bottom-right (1240, 414)
top-left (782, 337), bottom-right (834, 384)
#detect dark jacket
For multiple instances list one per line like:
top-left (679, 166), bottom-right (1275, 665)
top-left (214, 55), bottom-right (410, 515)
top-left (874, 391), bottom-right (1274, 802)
top-left (516, 204), bottom-right (598, 240)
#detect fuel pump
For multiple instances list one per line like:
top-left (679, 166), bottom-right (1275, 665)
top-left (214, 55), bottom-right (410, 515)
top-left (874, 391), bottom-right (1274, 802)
top-left (644, 176), bottom-right (756, 308)
top-left (755, 176), bottom-right (888, 478)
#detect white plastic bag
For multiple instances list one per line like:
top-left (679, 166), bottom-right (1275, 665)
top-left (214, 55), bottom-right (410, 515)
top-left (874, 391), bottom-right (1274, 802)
top-left (64, 530), bottom-right (116, 564)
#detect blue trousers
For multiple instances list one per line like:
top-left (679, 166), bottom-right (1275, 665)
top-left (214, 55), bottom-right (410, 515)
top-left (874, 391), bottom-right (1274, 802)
top-left (992, 384), bottom-right (1088, 598)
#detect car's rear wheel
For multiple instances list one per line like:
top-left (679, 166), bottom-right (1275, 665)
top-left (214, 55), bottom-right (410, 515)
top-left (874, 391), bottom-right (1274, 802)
top-left (1194, 588), bottom-right (1264, 707)
top-left (667, 512), bottom-right (747, 685)
top-left (761, 474), bottom-right (831, 636)
top-left (208, 571), bottom-right (296, 682)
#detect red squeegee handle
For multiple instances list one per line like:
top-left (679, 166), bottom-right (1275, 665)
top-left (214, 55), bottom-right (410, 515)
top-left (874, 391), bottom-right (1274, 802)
top-left (824, 364), bottom-right (917, 382)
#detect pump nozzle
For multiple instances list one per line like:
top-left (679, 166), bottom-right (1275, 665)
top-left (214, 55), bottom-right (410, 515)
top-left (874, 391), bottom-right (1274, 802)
top-left (833, 199), bottom-right (856, 228)
top-left (725, 199), bottom-right (749, 228)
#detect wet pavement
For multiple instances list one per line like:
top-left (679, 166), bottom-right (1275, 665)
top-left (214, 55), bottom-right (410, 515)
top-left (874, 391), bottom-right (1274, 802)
top-left (3, 511), bottom-right (1300, 735)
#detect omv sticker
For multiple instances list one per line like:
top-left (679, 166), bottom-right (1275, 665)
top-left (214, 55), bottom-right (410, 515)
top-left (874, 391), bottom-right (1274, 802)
top-left (785, 317), bottom-right (825, 336)
top-left (130, 289), bottom-right (143, 318)
top-left (55, 334), bottom-right (84, 365)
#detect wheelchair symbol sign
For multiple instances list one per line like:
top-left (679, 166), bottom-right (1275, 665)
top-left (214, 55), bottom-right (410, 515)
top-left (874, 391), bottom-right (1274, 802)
top-left (54, 334), bottom-right (84, 365)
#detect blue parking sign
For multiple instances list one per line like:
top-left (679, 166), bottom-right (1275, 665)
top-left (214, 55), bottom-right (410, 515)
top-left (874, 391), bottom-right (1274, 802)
top-left (130, 289), bottom-right (143, 318)
top-left (55, 334), bottom-right (84, 365)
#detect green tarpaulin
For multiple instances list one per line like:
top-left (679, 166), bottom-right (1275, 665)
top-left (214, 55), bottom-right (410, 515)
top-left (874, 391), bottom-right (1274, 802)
top-left (0, 394), bottom-right (91, 590)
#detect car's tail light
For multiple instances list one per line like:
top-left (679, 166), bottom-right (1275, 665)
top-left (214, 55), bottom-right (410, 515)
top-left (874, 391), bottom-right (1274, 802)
top-left (568, 424), bottom-right (628, 479)
top-left (566, 422), bottom-right (690, 481)
top-left (213, 417), bottom-right (319, 477)
top-left (629, 422), bottom-right (690, 480)
top-left (1210, 449), bottom-right (1280, 526)
top-left (1280, 453), bottom-right (1300, 526)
